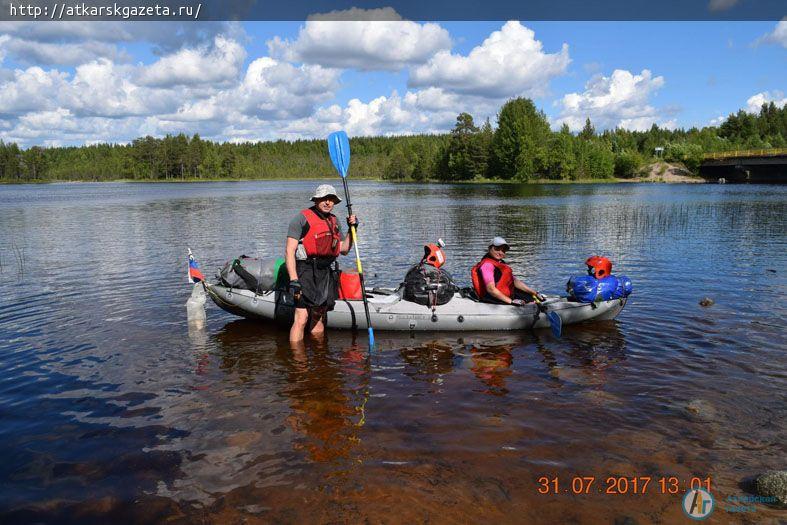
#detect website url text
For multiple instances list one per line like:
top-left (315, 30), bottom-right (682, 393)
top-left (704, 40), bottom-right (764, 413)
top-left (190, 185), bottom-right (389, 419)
top-left (9, 2), bottom-right (202, 19)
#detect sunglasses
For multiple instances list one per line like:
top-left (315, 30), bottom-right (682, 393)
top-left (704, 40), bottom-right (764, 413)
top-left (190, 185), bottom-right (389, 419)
top-left (492, 245), bottom-right (509, 252)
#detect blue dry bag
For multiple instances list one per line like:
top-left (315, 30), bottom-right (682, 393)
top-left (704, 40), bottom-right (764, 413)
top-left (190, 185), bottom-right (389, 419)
top-left (617, 275), bottom-right (633, 297)
top-left (568, 274), bottom-right (633, 303)
top-left (567, 275), bottom-right (599, 303)
top-left (597, 276), bottom-right (619, 301)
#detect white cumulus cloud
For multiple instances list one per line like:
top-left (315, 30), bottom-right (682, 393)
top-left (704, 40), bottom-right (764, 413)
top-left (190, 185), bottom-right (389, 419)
top-left (0, 48), bottom-right (342, 145)
top-left (65, 59), bottom-right (179, 117)
top-left (6, 108), bottom-right (152, 146)
top-left (0, 21), bottom-right (246, 72)
top-left (709, 115), bottom-right (726, 126)
top-left (268, 7), bottom-right (450, 71)
top-left (0, 58), bottom-right (186, 123)
top-left (555, 69), bottom-right (668, 131)
top-left (0, 36), bottom-right (128, 66)
top-left (17, 108), bottom-right (74, 130)
top-left (0, 21), bottom-right (568, 145)
top-left (745, 91), bottom-right (787, 113)
top-left (0, 67), bottom-right (69, 116)
top-left (278, 87), bottom-right (491, 140)
top-left (0, 35), bottom-right (8, 64)
top-left (757, 20), bottom-right (787, 48)
top-left (277, 94), bottom-right (417, 139)
top-left (165, 57), bottom-right (340, 124)
top-left (343, 93), bottom-right (430, 136)
top-left (0, 21), bottom-right (243, 54)
top-left (409, 21), bottom-right (570, 99)
top-left (138, 36), bottom-right (246, 87)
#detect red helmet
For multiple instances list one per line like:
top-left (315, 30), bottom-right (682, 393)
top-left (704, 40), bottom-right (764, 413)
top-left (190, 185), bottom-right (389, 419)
top-left (586, 256), bottom-right (612, 279)
top-left (423, 243), bottom-right (446, 269)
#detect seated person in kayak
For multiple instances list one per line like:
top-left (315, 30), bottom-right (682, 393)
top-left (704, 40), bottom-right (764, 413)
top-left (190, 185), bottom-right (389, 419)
top-left (286, 184), bottom-right (358, 342)
top-left (471, 237), bottom-right (545, 306)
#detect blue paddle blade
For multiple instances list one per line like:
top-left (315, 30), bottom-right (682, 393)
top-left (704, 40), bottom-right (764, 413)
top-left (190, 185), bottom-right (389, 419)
top-left (547, 311), bottom-right (562, 338)
top-left (368, 327), bottom-right (375, 347)
top-left (327, 131), bottom-right (351, 178)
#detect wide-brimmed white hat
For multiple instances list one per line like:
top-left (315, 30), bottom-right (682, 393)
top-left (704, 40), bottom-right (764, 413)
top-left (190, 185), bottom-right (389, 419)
top-left (311, 184), bottom-right (342, 203)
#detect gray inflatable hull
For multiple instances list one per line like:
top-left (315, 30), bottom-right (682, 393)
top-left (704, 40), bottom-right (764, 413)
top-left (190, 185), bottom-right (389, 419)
top-left (204, 283), bottom-right (626, 332)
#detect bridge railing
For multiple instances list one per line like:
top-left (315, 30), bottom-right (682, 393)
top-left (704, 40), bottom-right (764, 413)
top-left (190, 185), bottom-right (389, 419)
top-left (703, 148), bottom-right (787, 160)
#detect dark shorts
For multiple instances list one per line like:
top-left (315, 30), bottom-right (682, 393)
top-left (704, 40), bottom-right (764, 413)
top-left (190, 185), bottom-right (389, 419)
top-left (480, 289), bottom-right (533, 305)
top-left (295, 258), bottom-right (338, 310)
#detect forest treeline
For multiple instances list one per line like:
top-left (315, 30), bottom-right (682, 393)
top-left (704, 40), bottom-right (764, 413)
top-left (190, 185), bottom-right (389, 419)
top-left (1, 97), bottom-right (785, 183)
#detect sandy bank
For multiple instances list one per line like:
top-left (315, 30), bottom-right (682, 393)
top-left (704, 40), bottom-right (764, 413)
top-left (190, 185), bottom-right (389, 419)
top-left (626, 162), bottom-right (705, 183)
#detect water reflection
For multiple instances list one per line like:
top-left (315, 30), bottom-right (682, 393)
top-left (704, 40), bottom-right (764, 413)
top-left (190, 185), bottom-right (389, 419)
top-left (535, 322), bottom-right (627, 395)
top-left (213, 320), bottom-right (285, 376)
top-left (1, 181), bottom-right (785, 523)
top-left (282, 339), bottom-right (367, 466)
top-left (468, 344), bottom-right (514, 396)
top-left (400, 340), bottom-right (457, 384)
top-left (212, 322), bottom-right (368, 478)
top-left (393, 323), bottom-right (627, 397)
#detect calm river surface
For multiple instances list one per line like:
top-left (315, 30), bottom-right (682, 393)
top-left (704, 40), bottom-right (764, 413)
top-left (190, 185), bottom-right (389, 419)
top-left (0, 181), bottom-right (785, 524)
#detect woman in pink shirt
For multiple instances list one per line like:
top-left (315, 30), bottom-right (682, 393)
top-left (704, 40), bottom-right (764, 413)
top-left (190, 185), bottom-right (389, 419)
top-left (471, 237), bottom-right (545, 305)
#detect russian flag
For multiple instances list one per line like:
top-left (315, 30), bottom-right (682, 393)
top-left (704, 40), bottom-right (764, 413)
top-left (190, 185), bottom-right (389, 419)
top-left (188, 248), bottom-right (205, 284)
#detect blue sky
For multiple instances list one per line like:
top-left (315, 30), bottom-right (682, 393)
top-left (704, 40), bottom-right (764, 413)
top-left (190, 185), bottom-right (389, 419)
top-left (0, 17), bottom-right (784, 146)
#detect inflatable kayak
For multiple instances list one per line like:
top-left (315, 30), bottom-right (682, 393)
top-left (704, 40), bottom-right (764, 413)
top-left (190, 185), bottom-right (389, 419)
top-left (203, 282), bottom-right (626, 332)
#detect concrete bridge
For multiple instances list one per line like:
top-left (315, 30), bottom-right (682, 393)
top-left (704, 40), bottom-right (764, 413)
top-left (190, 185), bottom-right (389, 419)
top-left (699, 148), bottom-right (787, 183)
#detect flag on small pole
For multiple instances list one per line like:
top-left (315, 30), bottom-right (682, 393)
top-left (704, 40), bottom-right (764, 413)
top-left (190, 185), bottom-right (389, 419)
top-left (188, 248), bottom-right (205, 284)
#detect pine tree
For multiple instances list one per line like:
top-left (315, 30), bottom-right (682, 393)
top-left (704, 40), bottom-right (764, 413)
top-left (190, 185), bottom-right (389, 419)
top-left (490, 97), bottom-right (551, 180)
top-left (579, 118), bottom-right (596, 140)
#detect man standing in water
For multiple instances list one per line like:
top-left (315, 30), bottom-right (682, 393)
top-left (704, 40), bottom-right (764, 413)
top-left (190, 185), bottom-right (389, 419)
top-left (286, 184), bottom-right (358, 342)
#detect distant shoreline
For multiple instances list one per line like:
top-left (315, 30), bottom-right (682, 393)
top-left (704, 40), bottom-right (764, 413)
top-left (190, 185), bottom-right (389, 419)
top-left (0, 177), bottom-right (704, 185)
top-left (0, 172), bottom-right (706, 185)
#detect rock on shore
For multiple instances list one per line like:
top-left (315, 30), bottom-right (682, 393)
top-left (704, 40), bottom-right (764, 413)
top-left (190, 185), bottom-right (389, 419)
top-left (755, 470), bottom-right (787, 507)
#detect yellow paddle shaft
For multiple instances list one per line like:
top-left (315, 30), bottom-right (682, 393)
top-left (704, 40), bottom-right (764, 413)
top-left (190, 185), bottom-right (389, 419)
top-left (350, 225), bottom-right (363, 274)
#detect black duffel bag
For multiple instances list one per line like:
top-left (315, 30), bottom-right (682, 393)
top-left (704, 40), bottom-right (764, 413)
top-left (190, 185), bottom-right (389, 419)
top-left (403, 264), bottom-right (457, 306)
top-left (218, 256), bottom-right (286, 293)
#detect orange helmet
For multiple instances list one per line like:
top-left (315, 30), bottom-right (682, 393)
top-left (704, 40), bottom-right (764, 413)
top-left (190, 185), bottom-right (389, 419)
top-left (423, 243), bottom-right (446, 269)
top-left (586, 256), bottom-right (612, 279)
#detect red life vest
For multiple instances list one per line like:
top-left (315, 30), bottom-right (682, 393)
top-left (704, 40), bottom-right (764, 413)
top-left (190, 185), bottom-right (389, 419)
top-left (301, 208), bottom-right (341, 258)
top-left (471, 255), bottom-right (514, 299)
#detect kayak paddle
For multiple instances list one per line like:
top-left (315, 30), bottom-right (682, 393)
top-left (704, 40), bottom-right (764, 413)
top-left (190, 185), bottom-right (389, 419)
top-left (533, 294), bottom-right (562, 338)
top-left (547, 309), bottom-right (562, 338)
top-left (327, 130), bottom-right (375, 347)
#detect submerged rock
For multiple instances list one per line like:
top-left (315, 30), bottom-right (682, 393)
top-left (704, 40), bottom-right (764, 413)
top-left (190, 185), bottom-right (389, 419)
top-left (755, 470), bottom-right (787, 507)
top-left (582, 389), bottom-right (624, 407)
top-left (698, 297), bottom-right (715, 307)
top-left (682, 399), bottom-right (717, 422)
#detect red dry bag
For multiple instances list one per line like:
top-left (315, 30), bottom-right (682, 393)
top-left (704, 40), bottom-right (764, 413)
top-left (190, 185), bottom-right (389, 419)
top-left (338, 271), bottom-right (363, 300)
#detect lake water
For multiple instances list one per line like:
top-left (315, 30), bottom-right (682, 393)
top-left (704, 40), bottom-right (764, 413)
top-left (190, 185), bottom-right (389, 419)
top-left (0, 181), bottom-right (785, 523)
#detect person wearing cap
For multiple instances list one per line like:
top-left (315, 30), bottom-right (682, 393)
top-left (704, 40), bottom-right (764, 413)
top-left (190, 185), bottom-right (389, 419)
top-left (470, 237), bottom-right (545, 306)
top-left (285, 184), bottom-right (358, 342)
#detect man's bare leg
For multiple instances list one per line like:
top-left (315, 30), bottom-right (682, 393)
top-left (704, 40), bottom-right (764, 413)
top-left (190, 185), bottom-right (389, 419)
top-left (309, 307), bottom-right (327, 337)
top-left (289, 337), bottom-right (307, 364)
top-left (290, 307), bottom-right (309, 342)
